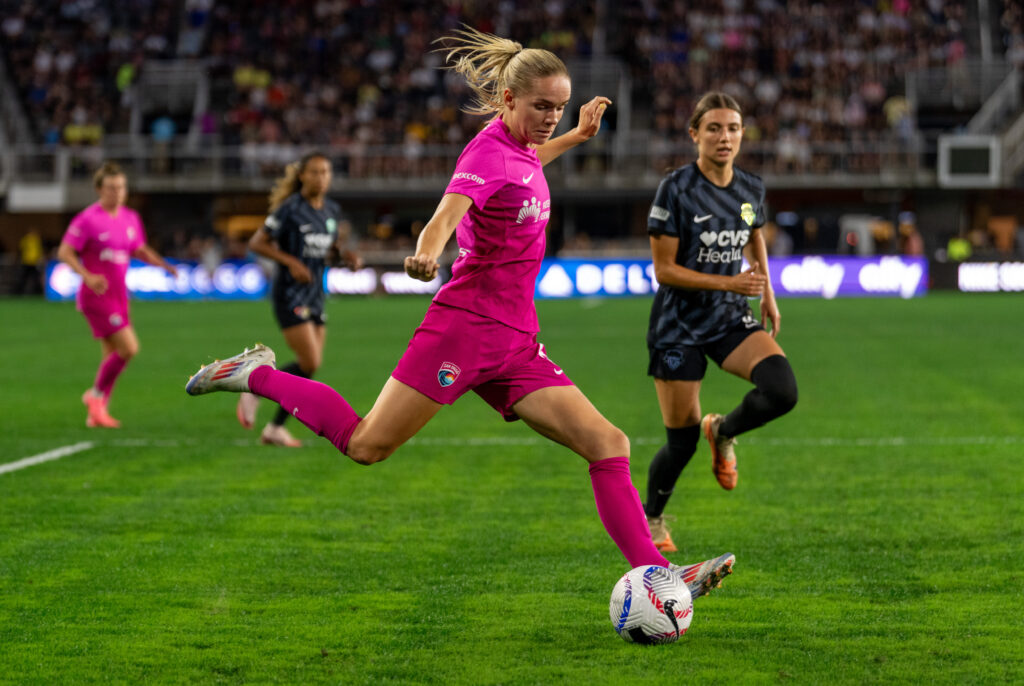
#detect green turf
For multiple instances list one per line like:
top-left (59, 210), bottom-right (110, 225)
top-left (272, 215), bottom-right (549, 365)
top-left (0, 293), bottom-right (1021, 685)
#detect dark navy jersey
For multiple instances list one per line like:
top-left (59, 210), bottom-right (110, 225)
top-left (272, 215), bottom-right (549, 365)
top-left (646, 162), bottom-right (766, 348)
top-left (263, 192), bottom-right (341, 312)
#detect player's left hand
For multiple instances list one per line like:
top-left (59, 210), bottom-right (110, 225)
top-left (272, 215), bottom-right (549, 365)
top-left (574, 96), bottom-right (612, 141)
top-left (761, 291), bottom-right (781, 338)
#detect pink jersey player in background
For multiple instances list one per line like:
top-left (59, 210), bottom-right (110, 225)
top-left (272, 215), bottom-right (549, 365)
top-left (185, 28), bottom-right (733, 597)
top-left (58, 162), bottom-right (178, 428)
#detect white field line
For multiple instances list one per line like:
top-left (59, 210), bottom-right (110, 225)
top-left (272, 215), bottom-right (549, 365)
top-left (0, 441), bottom-right (95, 476)
top-left (5, 434), bottom-right (1020, 477)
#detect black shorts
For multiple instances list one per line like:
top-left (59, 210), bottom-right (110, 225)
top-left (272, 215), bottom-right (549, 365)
top-left (273, 300), bottom-right (327, 330)
top-left (648, 317), bottom-right (765, 381)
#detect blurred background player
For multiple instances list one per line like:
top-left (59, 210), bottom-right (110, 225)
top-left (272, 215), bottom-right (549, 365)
top-left (642, 92), bottom-right (799, 552)
top-left (235, 152), bottom-right (361, 447)
top-left (187, 28), bottom-right (734, 597)
top-left (57, 161), bottom-right (178, 428)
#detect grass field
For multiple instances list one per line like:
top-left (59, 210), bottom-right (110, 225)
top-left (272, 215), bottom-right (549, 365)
top-left (1, 293), bottom-right (1021, 685)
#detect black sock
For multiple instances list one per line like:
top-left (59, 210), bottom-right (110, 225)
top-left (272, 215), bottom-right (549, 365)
top-left (719, 355), bottom-right (798, 438)
top-left (644, 424), bottom-right (701, 518)
top-left (271, 362), bottom-right (311, 426)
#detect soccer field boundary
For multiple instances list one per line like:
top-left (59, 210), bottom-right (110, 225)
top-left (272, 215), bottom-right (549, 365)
top-left (0, 441), bottom-right (96, 476)
top-left (4, 433), bottom-right (1021, 478)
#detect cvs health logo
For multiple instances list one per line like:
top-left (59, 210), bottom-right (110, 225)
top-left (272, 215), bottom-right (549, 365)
top-left (697, 229), bottom-right (750, 264)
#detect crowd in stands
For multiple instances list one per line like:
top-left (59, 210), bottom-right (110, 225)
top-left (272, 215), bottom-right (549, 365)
top-left (1, 0), bottom-right (1017, 178)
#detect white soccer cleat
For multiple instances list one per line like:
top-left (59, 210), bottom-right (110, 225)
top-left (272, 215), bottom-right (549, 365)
top-left (669, 552), bottom-right (735, 600)
top-left (260, 423), bottom-right (302, 447)
top-left (186, 344), bottom-right (276, 396)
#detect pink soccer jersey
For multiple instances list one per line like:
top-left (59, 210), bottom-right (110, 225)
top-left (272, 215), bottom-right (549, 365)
top-left (433, 117), bottom-right (551, 333)
top-left (62, 203), bottom-right (146, 313)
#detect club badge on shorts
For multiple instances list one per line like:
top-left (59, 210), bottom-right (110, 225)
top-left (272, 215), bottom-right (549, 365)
top-left (663, 349), bottom-right (683, 370)
top-left (437, 361), bottom-right (461, 388)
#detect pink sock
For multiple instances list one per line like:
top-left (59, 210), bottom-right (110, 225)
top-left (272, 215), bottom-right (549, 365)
top-left (94, 352), bottom-right (129, 403)
top-left (249, 366), bottom-right (362, 453)
top-left (589, 456), bottom-right (670, 568)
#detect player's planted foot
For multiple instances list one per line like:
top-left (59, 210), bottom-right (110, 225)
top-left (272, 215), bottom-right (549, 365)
top-left (236, 392), bottom-right (259, 429)
top-left (260, 423), bottom-right (302, 447)
top-left (670, 553), bottom-right (735, 600)
top-left (82, 390), bottom-right (120, 428)
top-left (186, 344), bottom-right (276, 396)
top-left (647, 514), bottom-right (678, 553)
top-left (702, 413), bottom-right (738, 490)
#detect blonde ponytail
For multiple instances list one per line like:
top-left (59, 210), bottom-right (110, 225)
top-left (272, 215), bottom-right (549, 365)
top-left (436, 25), bottom-right (569, 116)
top-left (267, 152), bottom-right (328, 212)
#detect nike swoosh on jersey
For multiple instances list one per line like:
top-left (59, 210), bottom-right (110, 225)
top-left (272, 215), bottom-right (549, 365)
top-left (693, 214), bottom-right (714, 223)
top-left (522, 172), bottom-right (534, 183)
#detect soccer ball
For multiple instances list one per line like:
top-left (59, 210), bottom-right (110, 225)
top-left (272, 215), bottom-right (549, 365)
top-left (609, 565), bottom-right (693, 644)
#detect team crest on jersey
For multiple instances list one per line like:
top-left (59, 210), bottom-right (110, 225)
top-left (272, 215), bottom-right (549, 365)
top-left (109, 313), bottom-right (123, 328)
top-left (326, 218), bottom-right (337, 234)
top-left (437, 361), bottom-right (461, 388)
top-left (663, 349), bottom-right (684, 370)
top-left (740, 203), bottom-right (756, 226)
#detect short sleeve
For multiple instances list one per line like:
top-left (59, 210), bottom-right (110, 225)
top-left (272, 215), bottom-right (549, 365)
top-left (62, 210), bottom-right (91, 251)
top-left (444, 136), bottom-right (509, 209)
top-left (263, 202), bottom-right (290, 241)
top-left (753, 183), bottom-right (767, 229)
top-left (647, 177), bottom-right (680, 237)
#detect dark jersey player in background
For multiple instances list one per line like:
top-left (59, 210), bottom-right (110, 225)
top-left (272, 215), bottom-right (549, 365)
top-left (236, 152), bottom-right (361, 446)
top-left (643, 92), bottom-right (798, 553)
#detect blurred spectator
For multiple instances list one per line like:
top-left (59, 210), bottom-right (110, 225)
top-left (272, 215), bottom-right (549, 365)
top-left (16, 228), bottom-right (45, 295)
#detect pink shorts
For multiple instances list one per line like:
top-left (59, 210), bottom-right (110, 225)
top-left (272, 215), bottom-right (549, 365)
top-left (391, 303), bottom-right (574, 421)
top-left (80, 303), bottom-right (130, 339)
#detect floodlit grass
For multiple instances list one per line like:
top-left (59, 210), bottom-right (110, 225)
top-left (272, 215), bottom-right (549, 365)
top-left (0, 293), bottom-right (1021, 684)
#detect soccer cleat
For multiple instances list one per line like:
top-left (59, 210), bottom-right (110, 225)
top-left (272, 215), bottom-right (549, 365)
top-left (185, 344), bottom-right (276, 396)
top-left (702, 413), bottom-right (738, 490)
top-left (82, 390), bottom-right (120, 429)
top-left (236, 392), bottom-right (260, 429)
top-left (647, 514), bottom-right (678, 553)
top-left (260, 423), bottom-right (302, 447)
top-left (670, 553), bottom-right (735, 600)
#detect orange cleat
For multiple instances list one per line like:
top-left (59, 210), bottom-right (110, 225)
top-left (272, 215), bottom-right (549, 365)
top-left (702, 413), bottom-right (737, 490)
top-left (647, 515), bottom-right (678, 553)
top-left (82, 390), bottom-right (121, 429)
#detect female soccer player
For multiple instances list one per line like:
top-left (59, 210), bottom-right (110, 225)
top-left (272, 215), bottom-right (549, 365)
top-left (235, 152), bottom-right (361, 447)
top-left (186, 29), bottom-right (733, 596)
top-left (642, 92), bottom-right (798, 552)
top-left (57, 161), bottom-right (178, 428)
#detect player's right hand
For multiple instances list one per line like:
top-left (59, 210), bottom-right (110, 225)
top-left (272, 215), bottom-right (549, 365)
top-left (288, 261), bottom-right (313, 283)
top-left (404, 254), bottom-right (439, 282)
top-left (730, 266), bottom-right (767, 296)
top-left (84, 272), bottom-right (108, 295)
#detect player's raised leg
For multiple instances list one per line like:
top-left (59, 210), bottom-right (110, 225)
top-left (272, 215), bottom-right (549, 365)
top-left (187, 344), bottom-right (441, 462)
top-left (709, 331), bottom-right (798, 489)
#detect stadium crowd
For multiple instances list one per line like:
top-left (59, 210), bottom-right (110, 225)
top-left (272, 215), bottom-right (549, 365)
top-left (3, 0), bottom-right (1013, 177)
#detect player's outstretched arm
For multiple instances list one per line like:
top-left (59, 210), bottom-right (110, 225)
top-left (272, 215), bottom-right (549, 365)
top-left (536, 96), bottom-right (611, 166)
top-left (132, 244), bottom-right (178, 277)
top-left (405, 193), bottom-right (473, 282)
